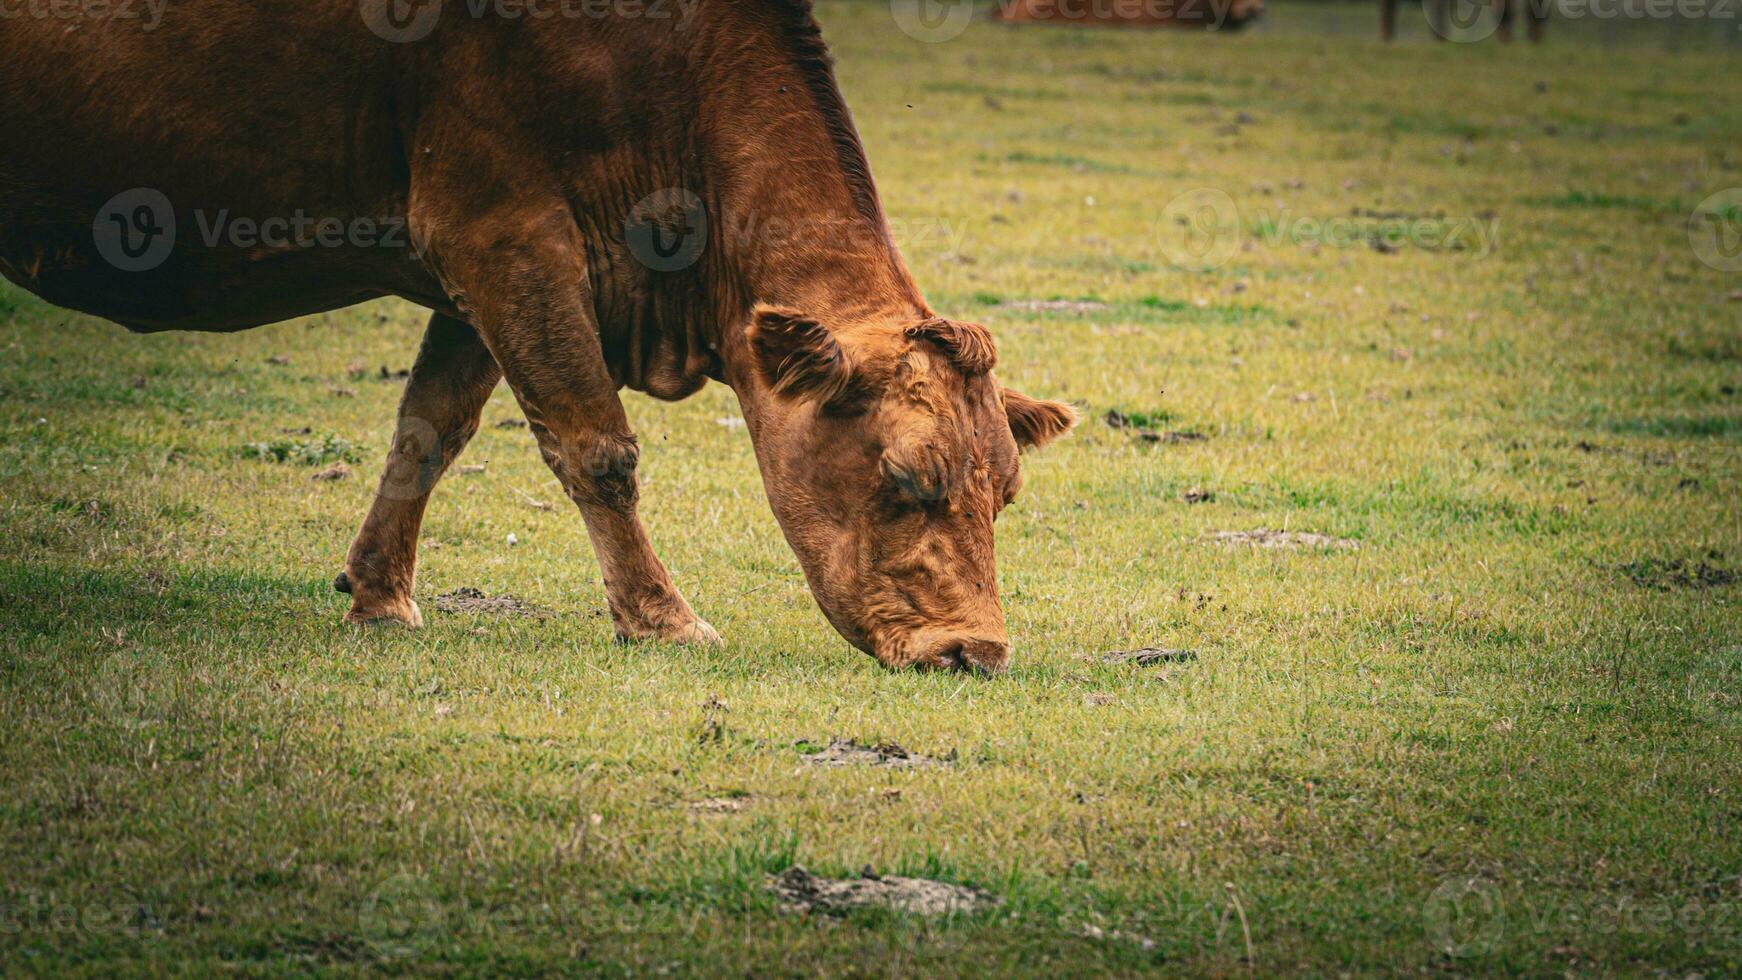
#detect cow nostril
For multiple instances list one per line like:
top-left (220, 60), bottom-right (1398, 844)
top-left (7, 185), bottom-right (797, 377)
top-left (959, 638), bottom-right (1012, 675)
top-left (936, 641), bottom-right (967, 670)
top-left (919, 636), bottom-right (1010, 675)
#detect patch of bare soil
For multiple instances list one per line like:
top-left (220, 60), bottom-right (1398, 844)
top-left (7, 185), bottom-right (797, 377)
top-left (1211, 529), bottom-right (1359, 551)
top-left (803, 738), bottom-right (951, 769)
top-left (1104, 410), bottom-right (1206, 445)
top-left (1141, 429), bottom-right (1207, 445)
top-left (432, 587), bottom-right (544, 617)
top-left (1620, 553), bottom-right (1738, 591)
top-left (688, 797), bottom-right (749, 814)
top-left (997, 299), bottom-right (1108, 314)
top-left (1079, 923), bottom-right (1158, 951)
top-left (1100, 648), bottom-right (1198, 666)
top-left (769, 866), bottom-right (997, 917)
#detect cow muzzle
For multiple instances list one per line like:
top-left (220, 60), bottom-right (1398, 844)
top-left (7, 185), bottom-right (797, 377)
top-left (889, 629), bottom-right (1012, 675)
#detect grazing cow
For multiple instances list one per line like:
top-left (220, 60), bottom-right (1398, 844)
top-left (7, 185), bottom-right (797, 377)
top-left (0, 0), bottom-right (1076, 672)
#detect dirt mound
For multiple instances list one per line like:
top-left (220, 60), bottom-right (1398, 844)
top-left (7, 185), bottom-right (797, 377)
top-left (1621, 554), bottom-right (1738, 591)
top-left (1101, 647), bottom-right (1198, 666)
top-left (997, 299), bottom-right (1109, 314)
top-left (1142, 429), bottom-right (1207, 445)
top-left (688, 797), bottom-right (749, 814)
top-left (1104, 409), bottom-right (1207, 445)
top-left (803, 738), bottom-right (951, 769)
top-left (769, 866), bottom-right (997, 916)
top-left (1212, 529), bottom-right (1358, 551)
top-left (432, 587), bottom-right (544, 617)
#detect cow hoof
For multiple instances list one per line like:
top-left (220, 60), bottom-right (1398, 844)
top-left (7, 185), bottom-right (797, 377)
top-left (617, 617), bottom-right (724, 647)
top-left (343, 598), bottom-right (423, 629)
top-left (677, 619), bottom-right (725, 647)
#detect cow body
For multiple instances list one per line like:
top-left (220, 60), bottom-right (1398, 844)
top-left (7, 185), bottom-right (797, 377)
top-left (0, 0), bottom-right (1075, 670)
top-left (0, 3), bottom-right (423, 330)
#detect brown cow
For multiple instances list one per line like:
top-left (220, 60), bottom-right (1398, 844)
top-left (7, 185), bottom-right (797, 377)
top-left (0, 0), bottom-right (1075, 672)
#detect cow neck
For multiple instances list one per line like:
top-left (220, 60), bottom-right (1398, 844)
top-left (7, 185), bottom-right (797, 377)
top-left (690, 52), bottom-right (927, 387)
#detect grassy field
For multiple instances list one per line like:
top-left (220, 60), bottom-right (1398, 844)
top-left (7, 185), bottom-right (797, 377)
top-left (3, 1), bottom-right (1740, 974)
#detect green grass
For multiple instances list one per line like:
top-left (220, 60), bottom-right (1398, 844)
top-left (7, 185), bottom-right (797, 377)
top-left (3, 1), bottom-right (1741, 974)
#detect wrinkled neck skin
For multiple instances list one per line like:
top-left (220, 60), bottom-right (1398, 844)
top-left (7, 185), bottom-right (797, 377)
top-left (583, 25), bottom-right (926, 403)
top-left (574, 40), bottom-right (920, 423)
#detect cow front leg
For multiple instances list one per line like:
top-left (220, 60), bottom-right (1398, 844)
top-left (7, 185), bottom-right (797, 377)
top-left (337, 312), bottom-right (502, 626)
top-left (530, 421), bottom-right (722, 646)
top-left (424, 213), bottom-right (720, 646)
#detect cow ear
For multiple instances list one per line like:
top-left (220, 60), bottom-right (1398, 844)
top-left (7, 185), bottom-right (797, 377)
top-left (906, 318), bottom-right (997, 375)
top-left (750, 306), bottom-right (857, 404)
top-left (1003, 388), bottom-right (1077, 450)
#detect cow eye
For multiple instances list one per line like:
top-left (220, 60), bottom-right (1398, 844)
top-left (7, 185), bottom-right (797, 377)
top-left (819, 397), bottom-right (869, 420)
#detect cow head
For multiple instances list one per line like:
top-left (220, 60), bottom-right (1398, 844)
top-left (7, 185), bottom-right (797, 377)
top-left (740, 306), bottom-right (1076, 673)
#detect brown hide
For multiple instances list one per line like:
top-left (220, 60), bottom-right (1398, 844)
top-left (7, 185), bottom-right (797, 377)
top-left (0, 0), bottom-right (1076, 670)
